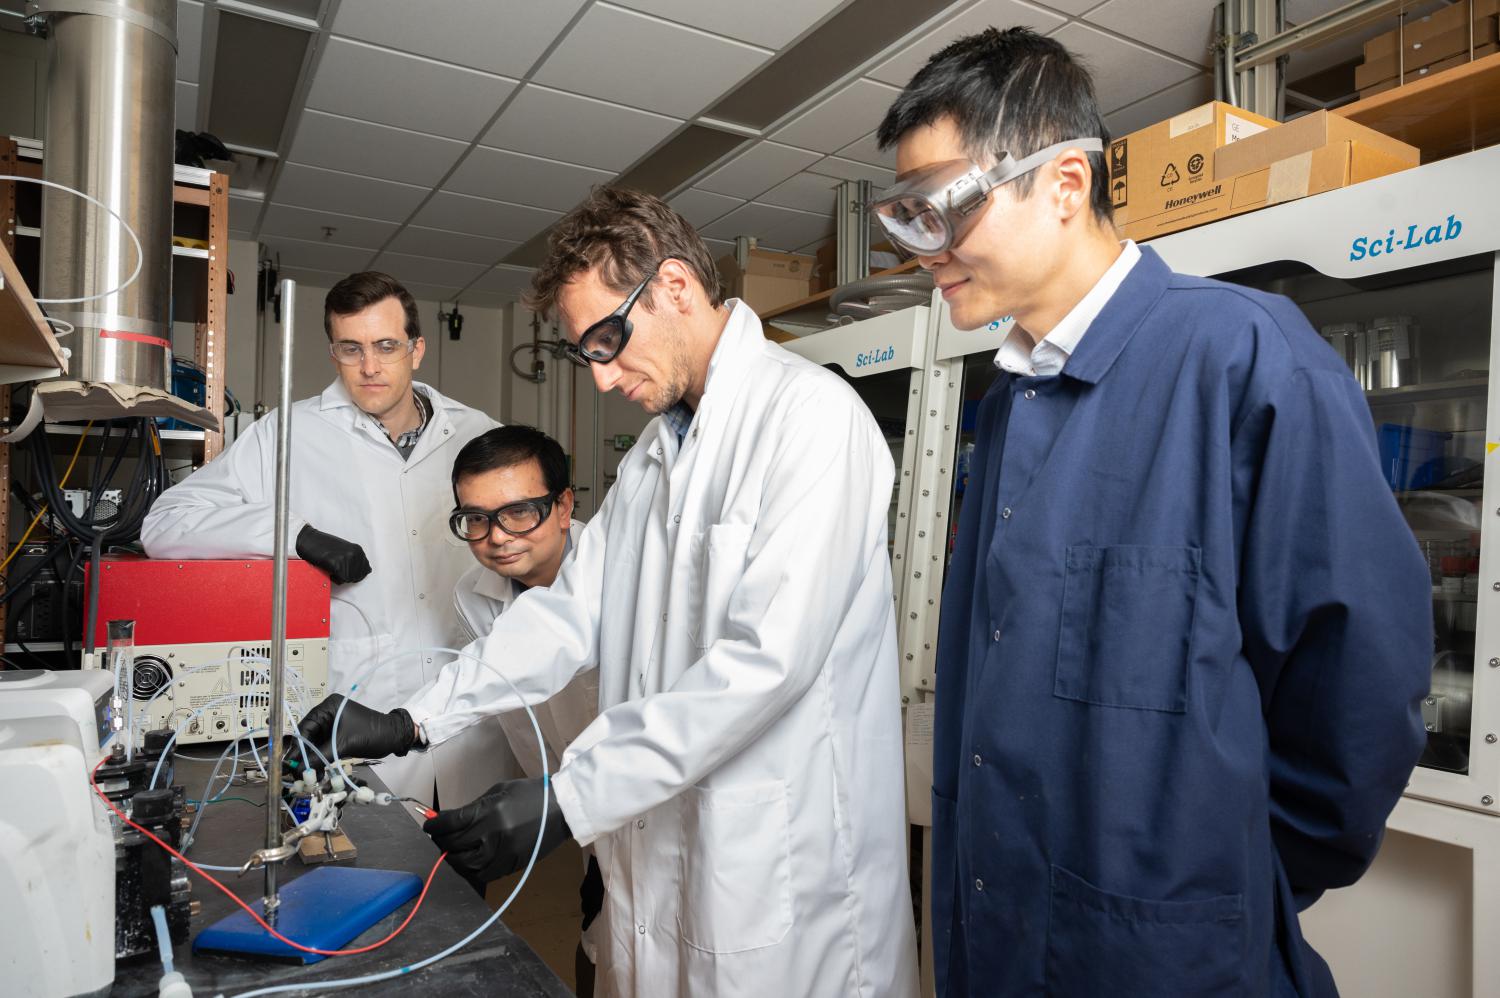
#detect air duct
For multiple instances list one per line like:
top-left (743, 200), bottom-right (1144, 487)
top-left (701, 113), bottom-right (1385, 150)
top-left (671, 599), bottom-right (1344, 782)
top-left (37, 0), bottom-right (177, 391)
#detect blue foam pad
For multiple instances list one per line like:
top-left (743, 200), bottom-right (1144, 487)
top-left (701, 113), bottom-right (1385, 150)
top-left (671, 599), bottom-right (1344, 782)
top-left (194, 866), bottom-right (423, 964)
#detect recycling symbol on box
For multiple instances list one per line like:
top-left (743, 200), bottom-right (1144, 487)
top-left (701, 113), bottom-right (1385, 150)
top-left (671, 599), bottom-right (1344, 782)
top-left (1160, 163), bottom-right (1181, 185)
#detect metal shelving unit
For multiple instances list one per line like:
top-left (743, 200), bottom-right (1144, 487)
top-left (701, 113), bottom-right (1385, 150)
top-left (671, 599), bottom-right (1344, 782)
top-left (1151, 141), bottom-right (1500, 998)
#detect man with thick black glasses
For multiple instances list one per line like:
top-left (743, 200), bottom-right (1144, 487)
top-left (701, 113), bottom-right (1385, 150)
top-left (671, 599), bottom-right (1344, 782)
top-left (143, 270), bottom-right (496, 805)
top-left (296, 187), bottom-right (918, 997)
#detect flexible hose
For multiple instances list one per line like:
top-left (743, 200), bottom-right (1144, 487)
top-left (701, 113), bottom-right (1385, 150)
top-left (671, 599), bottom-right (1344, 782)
top-left (0, 175), bottom-right (143, 305)
top-left (829, 271), bottom-right (934, 319)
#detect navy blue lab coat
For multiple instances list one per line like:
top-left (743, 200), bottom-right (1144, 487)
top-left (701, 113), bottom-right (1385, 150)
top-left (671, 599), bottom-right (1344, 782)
top-left (931, 247), bottom-right (1433, 997)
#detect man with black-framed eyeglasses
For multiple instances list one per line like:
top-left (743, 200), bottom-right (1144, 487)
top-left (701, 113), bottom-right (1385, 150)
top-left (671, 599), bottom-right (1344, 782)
top-left (446, 424), bottom-right (607, 992)
top-left (142, 270), bottom-right (497, 807)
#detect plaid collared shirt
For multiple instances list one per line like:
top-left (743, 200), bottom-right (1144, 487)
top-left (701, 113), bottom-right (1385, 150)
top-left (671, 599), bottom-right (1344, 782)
top-left (373, 387), bottom-right (432, 460)
top-left (661, 401), bottom-right (694, 444)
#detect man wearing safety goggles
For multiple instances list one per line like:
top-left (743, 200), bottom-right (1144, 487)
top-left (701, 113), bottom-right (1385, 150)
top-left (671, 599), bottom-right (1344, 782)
top-left (878, 26), bottom-right (1430, 998)
top-left (295, 186), bottom-right (918, 997)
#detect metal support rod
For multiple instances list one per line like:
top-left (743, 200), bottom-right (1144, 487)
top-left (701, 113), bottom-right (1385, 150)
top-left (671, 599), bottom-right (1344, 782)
top-left (835, 179), bottom-right (873, 287)
top-left (262, 278), bottom-right (296, 920)
top-left (1234, 0), bottom-right (1410, 71)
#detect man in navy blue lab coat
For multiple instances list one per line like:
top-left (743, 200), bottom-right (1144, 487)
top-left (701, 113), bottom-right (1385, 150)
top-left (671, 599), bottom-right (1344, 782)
top-left (870, 27), bottom-right (1433, 997)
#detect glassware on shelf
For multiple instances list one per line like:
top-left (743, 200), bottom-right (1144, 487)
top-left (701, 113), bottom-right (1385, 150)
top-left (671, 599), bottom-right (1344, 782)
top-left (1367, 315), bottom-right (1420, 389)
top-left (1319, 321), bottom-right (1370, 389)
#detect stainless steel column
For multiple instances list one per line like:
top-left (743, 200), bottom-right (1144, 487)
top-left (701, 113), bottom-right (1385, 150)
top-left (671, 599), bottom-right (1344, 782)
top-left (37, 0), bottom-right (177, 390)
top-left (263, 279), bottom-right (295, 919)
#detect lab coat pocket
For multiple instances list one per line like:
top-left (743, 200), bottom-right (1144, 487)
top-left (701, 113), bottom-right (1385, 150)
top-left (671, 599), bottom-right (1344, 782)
top-left (1045, 865), bottom-right (1245, 996)
top-left (689, 524), bottom-right (753, 651)
top-left (1055, 545), bottom-right (1200, 712)
top-left (677, 780), bottom-right (793, 954)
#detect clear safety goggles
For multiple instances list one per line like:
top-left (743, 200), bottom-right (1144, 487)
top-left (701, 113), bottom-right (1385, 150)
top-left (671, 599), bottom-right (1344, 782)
top-left (868, 138), bottom-right (1104, 256)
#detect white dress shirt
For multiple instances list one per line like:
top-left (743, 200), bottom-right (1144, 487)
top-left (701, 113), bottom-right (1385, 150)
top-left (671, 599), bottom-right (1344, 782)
top-left (995, 239), bottom-right (1142, 376)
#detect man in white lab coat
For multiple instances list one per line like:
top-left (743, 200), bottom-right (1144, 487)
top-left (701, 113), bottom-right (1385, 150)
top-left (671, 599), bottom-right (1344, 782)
top-left (141, 271), bottom-right (497, 803)
top-left (297, 189), bottom-right (918, 997)
top-left (447, 423), bottom-right (605, 991)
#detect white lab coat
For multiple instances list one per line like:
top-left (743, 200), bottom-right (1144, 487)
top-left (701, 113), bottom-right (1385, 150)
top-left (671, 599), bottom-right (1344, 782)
top-left (141, 379), bottom-right (497, 804)
top-left (406, 302), bottom-right (919, 998)
top-left (451, 521), bottom-right (600, 788)
top-left (452, 522), bottom-right (607, 966)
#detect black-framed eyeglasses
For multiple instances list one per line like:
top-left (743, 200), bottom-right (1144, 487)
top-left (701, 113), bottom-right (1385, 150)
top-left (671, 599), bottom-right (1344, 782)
top-left (448, 493), bottom-right (560, 541)
top-left (561, 260), bottom-right (671, 368)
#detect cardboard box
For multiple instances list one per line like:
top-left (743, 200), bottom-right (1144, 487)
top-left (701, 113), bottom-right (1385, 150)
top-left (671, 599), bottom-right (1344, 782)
top-left (1356, 17), bottom-right (1498, 88)
top-left (716, 248), bottom-right (816, 314)
top-left (1215, 110), bottom-right (1420, 178)
top-left (1108, 101), bottom-right (1280, 232)
top-left (1359, 42), bottom-right (1499, 97)
top-left (1364, 0), bottom-right (1499, 60)
top-left (1121, 139), bottom-right (1417, 243)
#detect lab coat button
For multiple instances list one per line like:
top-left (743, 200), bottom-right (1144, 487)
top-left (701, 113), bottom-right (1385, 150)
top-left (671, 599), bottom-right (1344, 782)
top-left (637, 924), bottom-right (646, 935)
top-left (411, 529), bottom-right (418, 536)
top-left (1024, 389), bottom-right (1036, 400)
top-left (418, 593), bottom-right (426, 600)
top-left (673, 515), bottom-right (680, 524)
top-left (637, 819), bottom-right (645, 829)
top-left (1001, 507), bottom-right (1012, 519)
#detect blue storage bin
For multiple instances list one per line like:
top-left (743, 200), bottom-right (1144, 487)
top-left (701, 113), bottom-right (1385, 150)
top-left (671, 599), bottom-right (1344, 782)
top-left (1378, 423), bottom-right (1451, 491)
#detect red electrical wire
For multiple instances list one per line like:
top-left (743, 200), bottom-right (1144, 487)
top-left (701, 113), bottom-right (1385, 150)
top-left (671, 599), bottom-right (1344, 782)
top-left (90, 754), bottom-right (447, 957)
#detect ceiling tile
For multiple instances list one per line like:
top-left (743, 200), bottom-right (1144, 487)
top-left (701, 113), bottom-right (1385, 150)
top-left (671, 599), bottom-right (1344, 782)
top-left (261, 203), bottom-right (399, 249)
top-left (176, 81), bottom-right (198, 132)
top-left (331, 0), bottom-right (590, 78)
top-left (836, 131), bottom-right (896, 170)
top-left (482, 85), bottom-right (681, 172)
top-left (445, 147), bottom-right (614, 212)
top-left (769, 78), bottom-right (903, 155)
top-left (412, 191), bottom-right (563, 243)
top-left (470, 264), bottom-right (537, 297)
top-left (262, 235), bottom-right (375, 275)
top-left (401, 282), bottom-right (468, 304)
top-left (701, 201), bottom-right (834, 252)
top-left (273, 163), bottom-right (429, 222)
top-left (306, 38), bottom-right (518, 142)
top-left (703, 237), bottom-right (735, 259)
top-left (228, 194), bottom-right (262, 234)
top-left (758, 171), bottom-right (840, 214)
top-left (1103, 73), bottom-right (1212, 138)
top-left (288, 110), bottom-right (468, 188)
top-left (534, 5), bottom-right (772, 119)
top-left (668, 188), bottom-right (744, 228)
top-left (1049, 22), bottom-right (1199, 114)
top-left (1085, 0), bottom-right (1217, 67)
top-left (696, 142), bottom-right (821, 200)
top-left (1037, 0), bottom-right (1106, 12)
top-left (278, 265), bottom-right (353, 291)
top-left (369, 251), bottom-right (486, 289)
top-left (807, 155), bottom-right (896, 188)
top-left (177, 0), bottom-right (203, 83)
top-left (867, 0), bottom-right (1068, 87)
top-left (385, 225), bottom-right (521, 265)
top-left (609, 0), bottom-right (845, 50)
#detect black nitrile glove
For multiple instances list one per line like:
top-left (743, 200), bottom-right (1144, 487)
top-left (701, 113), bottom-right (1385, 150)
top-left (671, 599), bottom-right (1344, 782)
top-left (423, 777), bottom-right (571, 883)
top-left (295, 525), bottom-right (372, 585)
top-left (290, 694), bottom-right (416, 777)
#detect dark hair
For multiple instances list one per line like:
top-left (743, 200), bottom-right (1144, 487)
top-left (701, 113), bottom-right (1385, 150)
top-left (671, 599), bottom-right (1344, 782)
top-left (875, 27), bottom-right (1112, 223)
top-left (451, 425), bottom-right (570, 503)
top-left (324, 271), bottom-right (421, 341)
top-left (525, 186), bottom-right (723, 320)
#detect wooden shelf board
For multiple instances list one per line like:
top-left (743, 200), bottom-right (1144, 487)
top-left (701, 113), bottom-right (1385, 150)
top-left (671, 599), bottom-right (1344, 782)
top-left (759, 258), bottom-right (923, 323)
top-left (1335, 50), bottom-right (1500, 162)
top-left (0, 240), bottom-right (68, 384)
